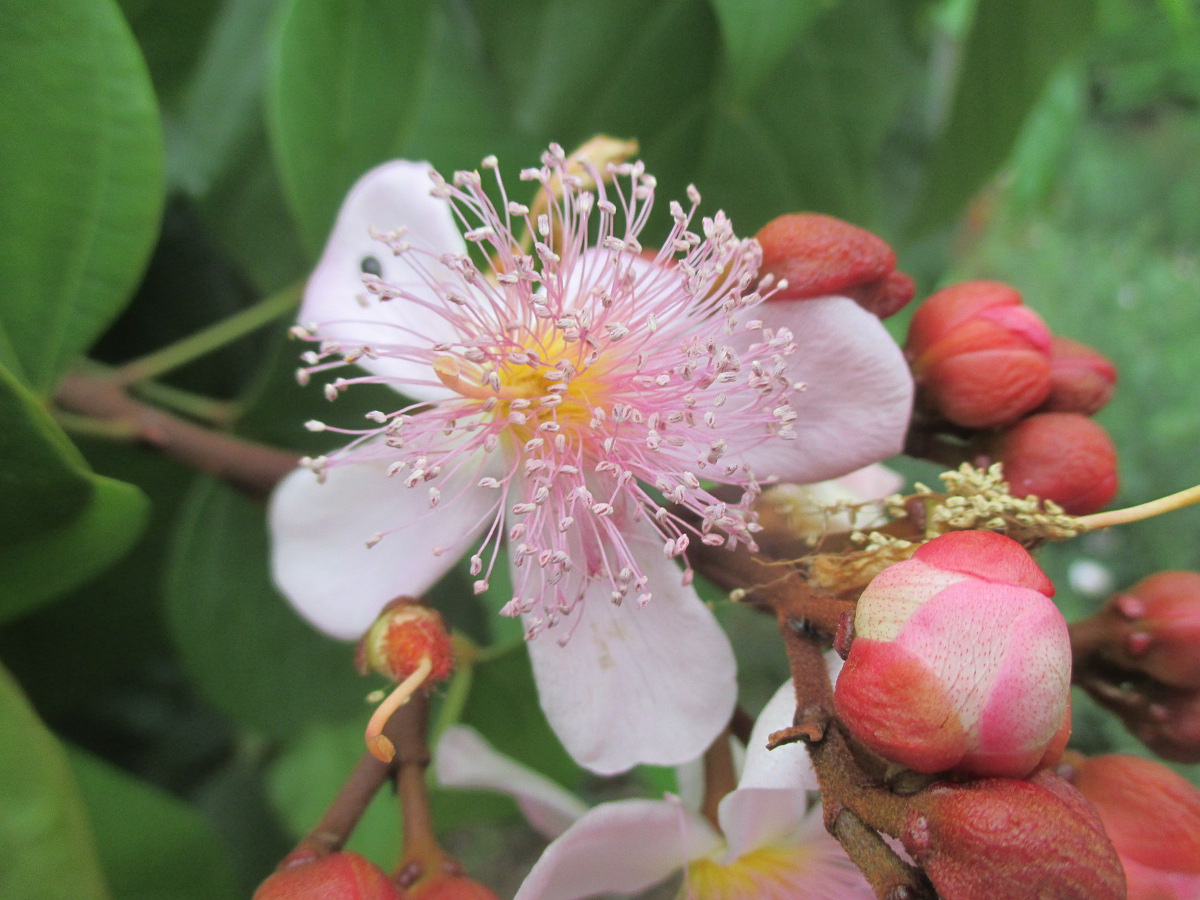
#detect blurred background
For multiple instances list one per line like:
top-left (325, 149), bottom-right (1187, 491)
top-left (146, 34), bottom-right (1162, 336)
top-left (2, 0), bottom-right (1198, 896)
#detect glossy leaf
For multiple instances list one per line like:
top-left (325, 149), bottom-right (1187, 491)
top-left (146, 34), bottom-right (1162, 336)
top-left (697, 0), bottom-right (916, 230)
top-left (912, 0), bottom-right (1098, 232)
top-left (164, 476), bottom-right (368, 737)
top-left (0, 0), bottom-right (164, 394)
top-left (267, 0), bottom-right (436, 249)
top-left (69, 750), bottom-right (238, 900)
top-left (0, 664), bottom-right (109, 900)
top-left (709, 0), bottom-right (837, 98)
top-left (0, 367), bottom-right (149, 623)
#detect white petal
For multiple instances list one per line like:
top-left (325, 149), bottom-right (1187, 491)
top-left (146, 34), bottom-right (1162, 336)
top-left (521, 526), bottom-right (737, 775)
top-left (514, 797), bottom-right (720, 900)
top-left (732, 296), bottom-right (913, 483)
top-left (739, 680), bottom-right (819, 793)
top-left (269, 451), bottom-right (497, 639)
top-left (302, 160), bottom-right (467, 401)
top-left (434, 725), bottom-right (588, 840)
top-left (717, 787), bottom-right (810, 862)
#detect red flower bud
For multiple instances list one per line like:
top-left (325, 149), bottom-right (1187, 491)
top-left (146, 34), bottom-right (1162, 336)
top-left (1102, 572), bottom-right (1200, 690)
top-left (756, 213), bottom-right (915, 317)
top-left (407, 875), bottom-right (500, 900)
top-left (900, 770), bottom-right (1125, 900)
top-left (906, 281), bottom-right (1053, 428)
top-left (1041, 336), bottom-right (1117, 415)
top-left (835, 531), bottom-right (1072, 777)
top-left (995, 412), bottom-right (1118, 515)
top-left (254, 851), bottom-right (406, 900)
top-left (1067, 753), bottom-right (1200, 900)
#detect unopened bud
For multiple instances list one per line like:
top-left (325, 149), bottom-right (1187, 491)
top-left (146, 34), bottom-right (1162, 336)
top-left (1064, 753), bottom-right (1200, 900)
top-left (407, 874), bottom-right (500, 900)
top-left (1100, 572), bottom-right (1200, 690)
top-left (901, 770), bottom-right (1124, 900)
top-left (995, 412), bottom-right (1118, 515)
top-left (756, 213), bottom-right (915, 317)
top-left (1040, 336), bottom-right (1117, 415)
top-left (253, 851), bottom-right (405, 900)
top-left (906, 280), bottom-right (1052, 428)
top-left (835, 530), bottom-right (1071, 777)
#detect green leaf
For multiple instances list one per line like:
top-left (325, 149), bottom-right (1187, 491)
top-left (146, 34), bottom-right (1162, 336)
top-left (0, 664), bottom-right (110, 900)
top-left (164, 476), bottom-right (369, 737)
top-left (68, 750), bottom-right (238, 900)
top-left (911, 0), bottom-right (1098, 232)
top-left (267, 0), bottom-right (436, 249)
top-left (709, 0), bottom-right (838, 99)
top-left (697, 0), bottom-right (917, 230)
top-left (0, 368), bottom-right (149, 623)
top-left (0, 0), bottom-right (164, 394)
top-left (267, 717), bottom-right (516, 866)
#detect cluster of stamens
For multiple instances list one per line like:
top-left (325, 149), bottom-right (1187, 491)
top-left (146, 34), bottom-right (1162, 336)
top-left (293, 145), bottom-right (804, 636)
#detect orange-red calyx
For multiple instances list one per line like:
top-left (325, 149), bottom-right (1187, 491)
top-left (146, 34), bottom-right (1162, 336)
top-left (358, 598), bottom-right (455, 684)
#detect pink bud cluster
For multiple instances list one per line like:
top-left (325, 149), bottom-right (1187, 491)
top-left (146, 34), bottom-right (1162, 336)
top-left (1066, 753), bottom-right (1200, 900)
top-left (904, 280), bottom-right (1119, 514)
top-left (899, 769), bottom-right (1125, 900)
top-left (835, 530), bottom-right (1072, 777)
top-left (1073, 571), bottom-right (1200, 762)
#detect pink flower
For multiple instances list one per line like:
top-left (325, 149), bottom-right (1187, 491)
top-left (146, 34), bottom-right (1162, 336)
top-left (436, 679), bottom-right (874, 900)
top-left (834, 530), bottom-right (1072, 777)
top-left (269, 145), bottom-right (913, 774)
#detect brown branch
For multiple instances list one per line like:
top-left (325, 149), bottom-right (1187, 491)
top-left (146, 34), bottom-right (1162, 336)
top-left (392, 693), bottom-right (463, 889)
top-left (55, 372), bottom-right (298, 501)
top-left (773, 609), bottom-right (935, 900)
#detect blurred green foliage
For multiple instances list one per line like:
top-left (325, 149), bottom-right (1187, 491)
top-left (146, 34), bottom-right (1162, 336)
top-left (1, 0), bottom-right (1198, 895)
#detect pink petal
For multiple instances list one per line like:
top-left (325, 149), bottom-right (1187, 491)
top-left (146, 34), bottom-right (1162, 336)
top-left (520, 525), bottom-right (737, 775)
top-left (269, 451), bottom-right (497, 639)
top-left (732, 296), bottom-right (913, 483)
top-left (434, 725), bottom-right (588, 840)
top-left (514, 797), bottom-right (721, 900)
top-left (302, 160), bottom-right (467, 401)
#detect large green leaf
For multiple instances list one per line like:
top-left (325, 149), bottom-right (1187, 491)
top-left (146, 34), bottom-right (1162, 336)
top-left (164, 476), bottom-right (368, 737)
top-left (0, 368), bottom-right (149, 623)
top-left (68, 751), bottom-right (238, 900)
top-left (0, 665), bottom-right (109, 900)
top-left (911, 0), bottom-right (1098, 232)
top-left (267, 0), bottom-right (436, 249)
top-left (709, 0), bottom-right (839, 99)
top-left (697, 0), bottom-right (917, 231)
top-left (0, 0), bottom-right (164, 394)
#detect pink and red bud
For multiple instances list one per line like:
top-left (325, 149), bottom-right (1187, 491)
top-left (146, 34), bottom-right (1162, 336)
top-left (253, 850), bottom-right (406, 900)
top-left (756, 213), bottom-right (915, 317)
top-left (835, 530), bottom-right (1072, 777)
top-left (994, 412), bottom-right (1119, 515)
top-left (1041, 336), bottom-right (1117, 415)
top-left (905, 281), bottom-right (1053, 428)
top-left (1097, 572), bottom-right (1200, 690)
top-left (357, 599), bottom-right (455, 684)
top-left (1065, 753), bottom-right (1200, 900)
top-left (900, 769), bottom-right (1125, 900)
